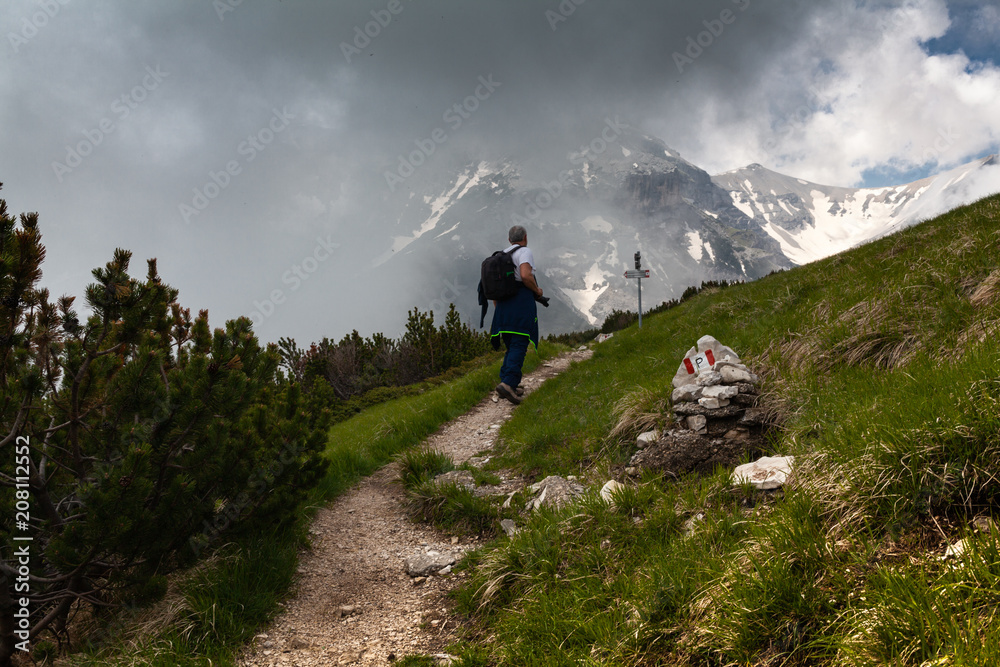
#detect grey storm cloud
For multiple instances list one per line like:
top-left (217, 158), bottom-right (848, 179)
top-left (1, 0), bottom-right (997, 344)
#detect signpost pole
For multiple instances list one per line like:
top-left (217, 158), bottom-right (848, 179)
top-left (638, 277), bottom-right (642, 329)
top-left (633, 250), bottom-right (643, 329)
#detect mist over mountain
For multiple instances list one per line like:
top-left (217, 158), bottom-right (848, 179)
top-left (383, 126), bottom-right (1000, 332)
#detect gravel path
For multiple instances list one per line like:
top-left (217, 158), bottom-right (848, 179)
top-left (237, 348), bottom-right (592, 667)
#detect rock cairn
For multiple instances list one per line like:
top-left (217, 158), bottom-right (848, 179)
top-left (627, 335), bottom-right (771, 477)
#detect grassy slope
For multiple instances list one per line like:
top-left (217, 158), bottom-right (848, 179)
top-left (447, 194), bottom-right (1000, 666)
top-left (71, 194), bottom-right (1000, 666)
top-left (69, 348), bottom-right (556, 666)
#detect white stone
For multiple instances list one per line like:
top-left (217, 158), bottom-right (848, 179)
top-left (672, 337), bottom-right (743, 389)
top-left (698, 396), bottom-right (728, 409)
top-left (636, 430), bottom-right (659, 448)
top-left (686, 415), bottom-right (707, 433)
top-left (433, 470), bottom-right (476, 489)
top-left (702, 384), bottom-right (738, 400)
top-left (405, 552), bottom-right (457, 577)
top-left (600, 480), bottom-right (626, 504)
top-left (696, 371), bottom-right (723, 387)
top-left (731, 456), bottom-right (795, 490)
top-left (682, 512), bottom-right (704, 537)
top-left (672, 384), bottom-right (702, 403)
top-left (718, 364), bottom-right (755, 384)
top-left (528, 475), bottom-right (586, 510)
top-left (671, 345), bottom-right (699, 389)
top-left (943, 539), bottom-right (967, 559)
top-left (697, 335), bottom-right (741, 365)
top-left (596, 333), bottom-right (614, 343)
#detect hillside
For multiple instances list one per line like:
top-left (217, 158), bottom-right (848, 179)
top-left (415, 193), bottom-right (1000, 665)
top-left (56, 194), bottom-right (1000, 666)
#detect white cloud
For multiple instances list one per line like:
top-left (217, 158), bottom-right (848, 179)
top-left (663, 0), bottom-right (1000, 187)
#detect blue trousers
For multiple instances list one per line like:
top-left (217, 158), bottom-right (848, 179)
top-left (499, 332), bottom-right (530, 388)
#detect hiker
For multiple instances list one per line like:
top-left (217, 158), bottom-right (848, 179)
top-left (489, 225), bottom-right (545, 405)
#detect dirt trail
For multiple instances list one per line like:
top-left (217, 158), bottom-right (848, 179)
top-left (238, 348), bottom-right (592, 667)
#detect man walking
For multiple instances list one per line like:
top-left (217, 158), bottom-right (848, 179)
top-left (490, 225), bottom-right (545, 405)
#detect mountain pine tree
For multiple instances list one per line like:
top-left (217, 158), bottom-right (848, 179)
top-left (0, 185), bottom-right (329, 664)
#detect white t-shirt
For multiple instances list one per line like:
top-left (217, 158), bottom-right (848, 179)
top-left (505, 244), bottom-right (535, 282)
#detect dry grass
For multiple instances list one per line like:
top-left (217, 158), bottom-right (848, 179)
top-left (944, 232), bottom-right (980, 258)
top-left (609, 386), bottom-right (667, 441)
top-left (770, 291), bottom-right (930, 376)
top-left (795, 451), bottom-right (869, 542)
top-left (820, 295), bottom-right (931, 371)
top-left (904, 254), bottom-right (950, 285)
top-left (771, 333), bottom-right (821, 375)
top-left (825, 328), bottom-right (920, 370)
top-left (878, 238), bottom-right (911, 261)
top-left (970, 269), bottom-right (1000, 308)
top-left (742, 353), bottom-right (801, 431)
top-left (65, 549), bottom-right (239, 665)
top-left (955, 319), bottom-right (1000, 348)
top-left (811, 299), bottom-right (833, 324)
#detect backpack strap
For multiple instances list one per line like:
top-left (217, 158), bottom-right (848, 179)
top-left (477, 280), bottom-right (488, 328)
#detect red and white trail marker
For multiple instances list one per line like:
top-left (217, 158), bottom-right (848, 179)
top-left (681, 349), bottom-right (715, 375)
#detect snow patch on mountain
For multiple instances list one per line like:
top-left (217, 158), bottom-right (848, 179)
top-left (559, 261), bottom-right (614, 326)
top-left (581, 215), bottom-right (613, 234)
top-left (685, 229), bottom-right (704, 261)
top-left (373, 162), bottom-right (489, 266)
top-left (713, 155), bottom-right (1000, 265)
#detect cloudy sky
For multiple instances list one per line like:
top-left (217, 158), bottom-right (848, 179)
top-left (2, 0), bottom-right (998, 344)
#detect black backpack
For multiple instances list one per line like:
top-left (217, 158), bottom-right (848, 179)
top-left (481, 247), bottom-right (521, 301)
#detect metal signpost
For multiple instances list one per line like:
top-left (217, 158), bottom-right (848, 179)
top-left (625, 251), bottom-right (649, 328)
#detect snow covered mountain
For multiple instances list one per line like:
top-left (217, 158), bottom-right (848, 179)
top-left (712, 155), bottom-right (1000, 265)
top-left (379, 125), bottom-right (1000, 333)
top-left (381, 125), bottom-right (792, 332)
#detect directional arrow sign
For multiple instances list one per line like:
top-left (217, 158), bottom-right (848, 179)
top-left (624, 270), bottom-right (649, 279)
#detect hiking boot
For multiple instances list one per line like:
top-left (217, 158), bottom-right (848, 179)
top-left (496, 382), bottom-right (521, 405)
top-left (515, 385), bottom-right (525, 396)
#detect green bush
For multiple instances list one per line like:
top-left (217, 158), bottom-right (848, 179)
top-left (0, 189), bottom-right (328, 661)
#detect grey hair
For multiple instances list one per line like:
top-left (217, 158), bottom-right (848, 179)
top-left (508, 225), bottom-right (527, 243)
